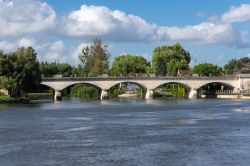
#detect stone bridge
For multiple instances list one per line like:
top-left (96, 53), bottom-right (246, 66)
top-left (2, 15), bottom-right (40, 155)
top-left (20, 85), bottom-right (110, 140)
top-left (41, 76), bottom-right (250, 101)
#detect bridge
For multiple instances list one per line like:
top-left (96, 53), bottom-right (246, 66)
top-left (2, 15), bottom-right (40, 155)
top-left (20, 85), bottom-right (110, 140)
top-left (41, 76), bottom-right (250, 101)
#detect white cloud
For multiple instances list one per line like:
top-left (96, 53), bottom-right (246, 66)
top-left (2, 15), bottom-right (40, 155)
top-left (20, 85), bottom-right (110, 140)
top-left (222, 4), bottom-right (250, 23)
top-left (0, 40), bottom-right (15, 51)
top-left (72, 43), bottom-right (90, 62)
top-left (18, 37), bottom-right (35, 47)
top-left (43, 41), bottom-right (65, 62)
top-left (49, 41), bottom-right (64, 52)
top-left (0, 0), bottom-right (56, 38)
top-left (157, 22), bottom-right (246, 46)
top-left (61, 5), bottom-right (248, 47)
top-left (197, 11), bottom-right (207, 18)
top-left (1, 2), bottom-right (250, 66)
top-left (62, 5), bottom-right (158, 41)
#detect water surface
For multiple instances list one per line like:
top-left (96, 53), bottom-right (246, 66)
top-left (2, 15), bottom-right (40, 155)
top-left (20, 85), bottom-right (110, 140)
top-left (0, 98), bottom-right (250, 166)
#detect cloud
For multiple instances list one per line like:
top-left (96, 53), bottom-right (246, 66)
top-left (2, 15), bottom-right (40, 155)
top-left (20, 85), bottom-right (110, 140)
top-left (157, 22), bottom-right (247, 46)
top-left (62, 5), bottom-right (158, 42)
top-left (0, 40), bottom-right (15, 51)
top-left (18, 37), bottom-right (35, 47)
top-left (61, 5), bottom-right (248, 47)
top-left (1, 1), bottom-right (250, 66)
top-left (197, 11), bottom-right (207, 18)
top-left (0, 0), bottom-right (56, 38)
top-left (43, 41), bottom-right (65, 62)
top-left (221, 4), bottom-right (250, 23)
top-left (72, 43), bottom-right (90, 62)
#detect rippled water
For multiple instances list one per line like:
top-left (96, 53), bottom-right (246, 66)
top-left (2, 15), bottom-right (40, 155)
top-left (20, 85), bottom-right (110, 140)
top-left (1, 98), bottom-right (250, 166)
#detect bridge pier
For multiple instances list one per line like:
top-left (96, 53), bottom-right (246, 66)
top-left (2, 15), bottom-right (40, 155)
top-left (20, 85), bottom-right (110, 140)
top-left (145, 89), bottom-right (154, 100)
top-left (100, 89), bottom-right (108, 100)
top-left (188, 89), bottom-right (198, 99)
top-left (54, 89), bottom-right (62, 101)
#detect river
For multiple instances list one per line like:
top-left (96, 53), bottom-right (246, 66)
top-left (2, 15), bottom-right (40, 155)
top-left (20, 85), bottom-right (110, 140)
top-left (0, 98), bottom-right (250, 166)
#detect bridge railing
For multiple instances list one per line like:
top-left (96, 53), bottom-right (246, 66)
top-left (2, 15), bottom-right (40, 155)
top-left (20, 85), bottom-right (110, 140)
top-left (200, 90), bottom-right (236, 95)
top-left (41, 76), bottom-right (240, 81)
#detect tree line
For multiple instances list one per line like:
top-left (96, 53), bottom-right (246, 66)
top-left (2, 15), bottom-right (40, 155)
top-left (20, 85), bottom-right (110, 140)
top-left (1, 37), bottom-right (250, 98)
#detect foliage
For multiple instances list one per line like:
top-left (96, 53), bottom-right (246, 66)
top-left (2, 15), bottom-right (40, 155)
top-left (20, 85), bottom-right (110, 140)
top-left (70, 84), bottom-right (100, 99)
top-left (0, 47), bottom-right (41, 97)
top-left (224, 57), bottom-right (250, 75)
top-left (108, 85), bottom-right (126, 97)
top-left (154, 84), bottom-right (186, 98)
top-left (192, 63), bottom-right (222, 76)
top-left (152, 43), bottom-right (190, 76)
top-left (136, 88), bottom-right (144, 98)
top-left (79, 38), bottom-right (110, 76)
top-left (40, 62), bottom-right (73, 77)
top-left (71, 64), bottom-right (86, 77)
top-left (224, 59), bottom-right (240, 75)
top-left (109, 54), bottom-right (148, 76)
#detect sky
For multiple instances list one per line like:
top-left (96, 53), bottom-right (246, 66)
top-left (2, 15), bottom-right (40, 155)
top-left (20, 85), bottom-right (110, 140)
top-left (1, 0), bottom-right (250, 67)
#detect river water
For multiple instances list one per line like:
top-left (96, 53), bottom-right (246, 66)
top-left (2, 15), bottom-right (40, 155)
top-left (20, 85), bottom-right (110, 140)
top-left (0, 98), bottom-right (250, 166)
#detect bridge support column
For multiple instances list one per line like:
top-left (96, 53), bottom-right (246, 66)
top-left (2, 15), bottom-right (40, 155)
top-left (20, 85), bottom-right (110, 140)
top-left (188, 89), bottom-right (198, 99)
top-left (54, 89), bottom-right (62, 101)
top-left (100, 89), bottom-right (108, 100)
top-left (145, 89), bottom-right (154, 100)
top-left (233, 88), bottom-right (240, 94)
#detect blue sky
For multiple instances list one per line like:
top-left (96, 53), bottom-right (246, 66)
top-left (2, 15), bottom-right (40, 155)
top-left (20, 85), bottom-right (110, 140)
top-left (1, 0), bottom-right (250, 67)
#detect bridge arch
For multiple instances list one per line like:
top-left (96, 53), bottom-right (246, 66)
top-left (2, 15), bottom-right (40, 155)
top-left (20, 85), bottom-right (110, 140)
top-left (107, 81), bottom-right (147, 98)
top-left (107, 81), bottom-right (147, 91)
top-left (152, 82), bottom-right (192, 98)
top-left (41, 81), bottom-right (103, 91)
top-left (196, 81), bottom-right (237, 90)
top-left (153, 82), bottom-right (192, 91)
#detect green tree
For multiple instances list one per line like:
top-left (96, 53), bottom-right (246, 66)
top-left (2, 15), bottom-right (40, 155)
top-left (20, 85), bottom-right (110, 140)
top-left (238, 57), bottom-right (250, 73)
top-left (40, 62), bottom-right (73, 77)
top-left (224, 57), bottom-right (250, 75)
top-left (71, 64), bottom-right (86, 77)
top-left (79, 38), bottom-right (110, 76)
top-left (193, 63), bottom-right (222, 76)
top-left (0, 47), bottom-right (41, 97)
top-left (152, 43), bottom-right (191, 76)
top-left (109, 54), bottom-right (149, 76)
top-left (70, 84), bottom-right (99, 99)
top-left (224, 59), bottom-right (240, 75)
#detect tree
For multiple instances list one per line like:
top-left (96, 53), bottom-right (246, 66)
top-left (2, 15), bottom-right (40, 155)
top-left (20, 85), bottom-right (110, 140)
top-left (224, 59), bottom-right (240, 75)
top-left (79, 38), bottom-right (110, 76)
top-left (193, 63), bottom-right (222, 76)
top-left (0, 47), bottom-right (41, 97)
top-left (224, 57), bottom-right (250, 75)
top-left (40, 62), bottom-right (73, 77)
top-left (109, 54), bottom-right (149, 76)
top-left (152, 43), bottom-right (191, 76)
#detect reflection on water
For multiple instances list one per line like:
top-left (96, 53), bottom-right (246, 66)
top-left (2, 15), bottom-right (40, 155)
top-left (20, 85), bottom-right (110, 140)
top-left (1, 98), bottom-right (250, 165)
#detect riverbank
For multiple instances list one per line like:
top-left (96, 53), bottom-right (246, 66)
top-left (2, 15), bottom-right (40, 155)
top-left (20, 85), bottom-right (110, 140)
top-left (0, 96), bottom-right (30, 103)
top-left (118, 93), bottom-right (137, 98)
top-left (201, 94), bottom-right (250, 99)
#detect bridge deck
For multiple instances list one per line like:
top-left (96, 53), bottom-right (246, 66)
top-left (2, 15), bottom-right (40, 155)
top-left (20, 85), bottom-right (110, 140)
top-left (42, 76), bottom-right (240, 81)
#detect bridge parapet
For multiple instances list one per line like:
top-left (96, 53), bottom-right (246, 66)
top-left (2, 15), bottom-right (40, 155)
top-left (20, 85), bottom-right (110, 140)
top-left (42, 76), bottom-right (240, 81)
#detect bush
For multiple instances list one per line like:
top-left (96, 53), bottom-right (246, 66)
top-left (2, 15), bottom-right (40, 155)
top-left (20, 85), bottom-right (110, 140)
top-left (108, 85), bottom-right (125, 97)
top-left (70, 84), bottom-right (100, 99)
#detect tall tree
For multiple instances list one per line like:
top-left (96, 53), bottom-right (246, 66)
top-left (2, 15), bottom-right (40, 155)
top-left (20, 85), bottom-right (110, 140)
top-left (79, 38), bottom-right (110, 76)
top-left (224, 59), bottom-right (240, 75)
top-left (0, 47), bottom-right (41, 97)
top-left (109, 54), bottom-right (149, 76)
top-left (152, 43), bottom-right (191, 76)
top-left (224, 57), bottom-right (250, 75)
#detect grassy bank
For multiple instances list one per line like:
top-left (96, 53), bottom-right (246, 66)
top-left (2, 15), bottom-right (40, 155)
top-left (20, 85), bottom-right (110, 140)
top-left (26, 93), bottom-right (52, 100)
top-left (0, 96), bottom-right (30, 103)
